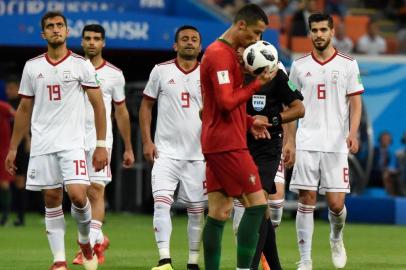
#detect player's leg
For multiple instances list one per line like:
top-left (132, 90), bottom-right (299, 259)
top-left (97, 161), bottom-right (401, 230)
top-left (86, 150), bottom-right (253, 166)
top-left (269, 159), bottom-right (286, 227)
top-left (178, 160), bottom-right (207, 270)
top-left (250, 157), bottom-right (281, 270)
top-left (61, 149), bottom-right (97, 268)
top-left (321, 152), bottom-right (350, 269)
top-left (0, 181), bottom-right (11, 225)
top-left (13, 174), bottom-right (27, 226)
top-left (151, 157), bottom-right (178, 270)
top-left (25, 154), bottom-right (67, 267)
top-left (290, 150), bottom-right (320, 270)
top-left (232, 199), bottom-right (245, 237)
top-left (203, 191), bottom-right (233, 270)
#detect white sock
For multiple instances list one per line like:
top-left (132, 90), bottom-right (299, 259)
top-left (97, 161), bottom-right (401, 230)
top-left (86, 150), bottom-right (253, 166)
top-left (71, 200), bottom-right (92, 245)
top-left (328, 205), bottom-right (347, 241)
top-left (269, 199), bottom-right (285, 227)
top-left (45, 205), bottom-right (66, 262)
top-left (89, 219), bottom-right (103, 246)
top-left (232, 200), bottom-right (245, 236)
top-left (296, 203), bottom-right (315, 262)
top-left (187, 206), bottom-right (205, 264)
top-left (153, 196), bottom-right (173, 260)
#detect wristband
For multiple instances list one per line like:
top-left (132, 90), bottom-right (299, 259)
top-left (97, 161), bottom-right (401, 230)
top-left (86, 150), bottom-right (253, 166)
top-left (270, 113), bottom-right (282, 127)
top-left (96, 140), bottom-right (106, 147)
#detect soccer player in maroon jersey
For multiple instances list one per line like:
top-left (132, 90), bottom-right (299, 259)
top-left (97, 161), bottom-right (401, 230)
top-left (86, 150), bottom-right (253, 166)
top-left (200, 4), bottom-right (278, 270)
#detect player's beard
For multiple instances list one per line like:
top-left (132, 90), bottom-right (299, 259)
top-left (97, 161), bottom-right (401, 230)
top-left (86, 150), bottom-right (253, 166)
top-left (48, 36), bottom-right (66, 48)
top-left (179, 50), bottom-right (198, 61)
top-left (313, 37), bottom-right (331, 52)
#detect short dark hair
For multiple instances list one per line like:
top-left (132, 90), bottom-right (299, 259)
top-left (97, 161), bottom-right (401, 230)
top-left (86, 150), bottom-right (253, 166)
top-left (174, 25), bottom-right (201, 43)
top-left (233, 4), bottom-right (268, 26)
top-left (308, 13), bottom-right (334, 30)
top-left (82, 24), bottom-right (106, 39)
top-left (41, 11), bottom-right (67, 30)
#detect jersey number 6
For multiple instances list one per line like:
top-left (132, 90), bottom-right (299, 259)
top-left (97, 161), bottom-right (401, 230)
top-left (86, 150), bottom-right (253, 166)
top-left (317, 84), bottom-right (326, 100)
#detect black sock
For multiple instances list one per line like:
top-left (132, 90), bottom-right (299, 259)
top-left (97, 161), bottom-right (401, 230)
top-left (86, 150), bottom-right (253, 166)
top-left (0, 189), bottom-right (11, 224)
top-left (15, 188), bottom-right (26, 224)
top-left (250, 215), bottom-right (268, 269)
top-left (263, 219), bottom-right (282, 270)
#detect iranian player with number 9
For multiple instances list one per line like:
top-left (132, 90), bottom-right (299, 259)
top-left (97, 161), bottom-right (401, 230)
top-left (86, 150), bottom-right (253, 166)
top-left (139, 25), bottom-right (206, 270)
top-left (4, 11), bottom-right (108, 270)
top-left (289, 13), bottom-right (364, 270)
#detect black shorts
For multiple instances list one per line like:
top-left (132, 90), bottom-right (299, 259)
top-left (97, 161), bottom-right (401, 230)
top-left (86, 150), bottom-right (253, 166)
top-left (255, 155), bottom-right (282, 195)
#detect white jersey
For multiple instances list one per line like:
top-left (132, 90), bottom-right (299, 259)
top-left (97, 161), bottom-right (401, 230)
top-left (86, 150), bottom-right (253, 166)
top-left (143, 59), bottom-right (203, 160)
top-left (85, 60), bottom-right (125, 149)
top-left (19, 51), bottom-right (99, 156)
top-left (289, 50), bottom-right (364, 153)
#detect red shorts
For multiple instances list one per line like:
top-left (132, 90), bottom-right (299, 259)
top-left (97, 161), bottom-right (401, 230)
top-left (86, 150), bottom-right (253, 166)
top-left (0, 151), bottom-right (13, 182)
top-left (205, 149), bottom-right (262, 197)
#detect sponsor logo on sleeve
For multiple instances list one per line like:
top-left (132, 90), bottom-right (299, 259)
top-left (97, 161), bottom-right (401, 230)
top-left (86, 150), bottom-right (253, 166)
top-left (217, 70), bottom-right (230, 85)
top-left (287, 80), bottom-right (297, 91)
top-left (252, 95), bottom-right (266, 111)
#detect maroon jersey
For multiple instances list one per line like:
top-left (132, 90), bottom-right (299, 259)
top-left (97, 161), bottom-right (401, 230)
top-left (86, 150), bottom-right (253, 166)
top-left (200, 40), bottom-right (261, 153)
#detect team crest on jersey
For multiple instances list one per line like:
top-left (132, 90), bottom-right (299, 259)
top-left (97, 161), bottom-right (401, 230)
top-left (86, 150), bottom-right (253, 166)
top-left (98, 78), bottom-right (105, 86)
top-left (331, 70), bottom-right (339, 84)
top-left (28, 169), bottom-right (36, 179)
top-left (252, 95), bottom-right (266, 111)
top-left (63, 71), bottom-right (71, 80)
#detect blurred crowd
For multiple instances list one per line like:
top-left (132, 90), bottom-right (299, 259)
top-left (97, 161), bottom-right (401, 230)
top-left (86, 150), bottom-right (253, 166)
top-left (207, 0), bottom-right (406, 54)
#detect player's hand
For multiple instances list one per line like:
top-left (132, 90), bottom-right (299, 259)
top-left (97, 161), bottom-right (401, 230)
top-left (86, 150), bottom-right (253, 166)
top-left (143, 141), bottom-right (158, 163)
top-left (347, 132), bottom-right (359, 154)
top-left (93, 147), bottom-right (108, 172)
top-left (257, 67), bottom-right (278, 86)
top-left (5, 150), bottom-right (17, 176)
top-left (282, 140), bottom-right (296, 169)
top-left (251, 115), bottom-right (272, 140)
top-left (122, 149), bottom-right (135, 168)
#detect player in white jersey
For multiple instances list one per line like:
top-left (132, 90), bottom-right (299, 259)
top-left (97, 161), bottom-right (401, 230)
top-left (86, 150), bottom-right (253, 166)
top-left (139, 25), bottom-right (206, 270)
top-left (4, 12), bottom-right (108, 270)
top-left (288, 13), bottom-right (364, 270)
top-left (71, 24), bottom-right (135, 266)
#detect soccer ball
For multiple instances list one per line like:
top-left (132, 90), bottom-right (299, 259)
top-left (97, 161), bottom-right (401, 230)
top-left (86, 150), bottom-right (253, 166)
top-left (243, 41), bottom-right (278, 75)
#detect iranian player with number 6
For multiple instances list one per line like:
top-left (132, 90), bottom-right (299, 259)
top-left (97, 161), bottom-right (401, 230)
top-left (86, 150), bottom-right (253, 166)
top-left (4, 11), bottom-right (107, 270)
top-left (288, 13), bottom-right (364, 270)
top-left (139, 25), bottom-right (206, 270)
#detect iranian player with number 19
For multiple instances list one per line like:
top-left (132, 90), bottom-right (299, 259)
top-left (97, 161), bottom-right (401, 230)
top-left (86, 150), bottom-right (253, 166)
top-left (289, 13), bottom-right (364, 270)
top-left (139, 25), bottom-right (206, 270)
top-left (4, 11), bottom-right (108, 270)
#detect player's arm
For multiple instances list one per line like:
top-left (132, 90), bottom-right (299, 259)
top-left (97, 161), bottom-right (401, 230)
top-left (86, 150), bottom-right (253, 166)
top-left (347, 94), bottom-right (362, 153)
top-left (86, 88), bottom-right (108, 170)
top-left (114, 102), bottom-right (135, 167)
top-left (5, 98), bottom-right (33, 175)
top-left (139, 97), bottom-right (158, 163)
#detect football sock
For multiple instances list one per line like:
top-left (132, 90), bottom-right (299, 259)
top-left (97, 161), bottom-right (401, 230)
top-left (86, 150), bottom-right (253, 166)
top-left (89, 219), bottom-right (103, 246)
top-left (296, 203), bottom-right (315, 262)
top-left (45, 205), bottom-right (66, 262)
top-left (263, 218), bottom-right (282, 270)
top-left (203, 216), bottom-right (225, 270)
top-left (153, 196), bottom-right (173, 260)
top-left (187, 206), bottom-right (204, 264)
top-left (0, 188), bottom-right (11, 224)
top-left (71, 199), bottom-right (92, 244)
top-left (232, 200), bottom-right (245, 237)
top-left (328, 205), bottom-right (347, 241)
top-left (269, 199), bottom-right (284, 227)
top-left (237, 204), bottom-right (267, 268)
top-left (14, 187), bottom-right (26, 224)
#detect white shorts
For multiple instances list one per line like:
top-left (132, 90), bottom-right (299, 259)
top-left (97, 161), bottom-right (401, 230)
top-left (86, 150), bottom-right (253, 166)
top-left (274, 156), bottom-right (285, 184)
top-left (151, 157), bottom-right (207, 205)
top-left (86, 148), bottom-right (112, 186)
top-left (26, 149), bottom-right (90, 191)
top-left (289, 150), bottom-right (350, 195)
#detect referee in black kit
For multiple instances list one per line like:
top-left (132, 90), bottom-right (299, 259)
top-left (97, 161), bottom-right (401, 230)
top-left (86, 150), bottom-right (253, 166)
top-left (233, 47), bottom-right (305, 270)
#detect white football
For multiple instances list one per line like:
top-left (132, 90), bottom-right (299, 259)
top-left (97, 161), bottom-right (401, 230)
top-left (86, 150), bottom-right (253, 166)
top-left (243, 41), bottom-right (278, 75)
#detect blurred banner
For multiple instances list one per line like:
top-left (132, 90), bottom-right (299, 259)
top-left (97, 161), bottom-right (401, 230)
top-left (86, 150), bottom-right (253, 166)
top-left (0, 0), bottom-right (278, 49)
top-left (357, 55), bottom-right (406, 151)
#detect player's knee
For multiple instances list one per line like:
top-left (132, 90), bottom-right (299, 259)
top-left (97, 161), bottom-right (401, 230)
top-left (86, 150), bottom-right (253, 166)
top-left (43, 189), bottom-right (63, 207)
top-left (329, 203), bottom-right (344, 215)
top-left (153, 195), bottom-right (173, 212)
top-left (69, 193), bottom-right (88, 208)
top-left (87, 184), bottom-right (104, 203)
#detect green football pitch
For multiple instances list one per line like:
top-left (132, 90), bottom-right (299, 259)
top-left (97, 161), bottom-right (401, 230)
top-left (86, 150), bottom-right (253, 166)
top-left (0, 213), bottom-right (405, 270)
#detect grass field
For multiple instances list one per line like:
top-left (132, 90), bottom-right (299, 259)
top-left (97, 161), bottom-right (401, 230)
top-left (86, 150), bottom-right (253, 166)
top-left (0, 213), bottom-right (405, 270)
